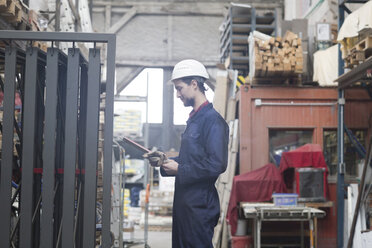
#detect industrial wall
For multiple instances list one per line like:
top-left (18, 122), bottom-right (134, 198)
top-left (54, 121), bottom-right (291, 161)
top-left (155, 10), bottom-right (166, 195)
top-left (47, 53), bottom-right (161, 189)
top-left (238, 86), bottom-right (372, 173)
top-left (91, 0), bottom-right (284, 93)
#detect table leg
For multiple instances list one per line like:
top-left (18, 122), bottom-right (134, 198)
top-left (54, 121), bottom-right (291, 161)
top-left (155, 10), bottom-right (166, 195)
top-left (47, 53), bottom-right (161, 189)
top-left (301, 221), bottom-right (304, 248)
top-left (253, 220), bottom-right (257, 248)
top-left (314, 218), bottom-right (318, 248)
top-left (257, 219), bottom-right (261, 248)
top-left (309, 219), bottom-right (314, 248)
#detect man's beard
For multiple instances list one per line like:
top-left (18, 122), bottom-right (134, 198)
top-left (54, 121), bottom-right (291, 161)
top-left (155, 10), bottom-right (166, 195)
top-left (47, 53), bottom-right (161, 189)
top-left (183, 97), bottom-right (195, 107)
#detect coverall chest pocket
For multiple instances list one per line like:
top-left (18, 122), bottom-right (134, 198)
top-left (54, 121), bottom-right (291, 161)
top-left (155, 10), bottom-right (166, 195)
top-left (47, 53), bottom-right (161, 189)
top-left (182, 124), bottom-right (203, 154)
top-left (183, 124), bottom-right (201, 142)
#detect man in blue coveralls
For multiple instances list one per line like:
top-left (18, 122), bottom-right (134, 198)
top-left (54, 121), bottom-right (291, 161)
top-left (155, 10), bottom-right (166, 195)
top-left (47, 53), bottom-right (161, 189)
top-left (145, 59), bottom-right (229, 248)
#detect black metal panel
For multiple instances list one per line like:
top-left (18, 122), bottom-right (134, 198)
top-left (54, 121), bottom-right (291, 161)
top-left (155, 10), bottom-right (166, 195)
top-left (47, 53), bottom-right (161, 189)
top-left (76, 63), bottom-right (88, 248)
top-left (61, 48), bottom-right (81, 248)
top-left (54, 59), bottom-right (67, 248)
top-left (0, 47), bottom-right (17, 248)
top-left (82, 48), bottom-right (101, 248)
top-left (33, 52), bottom-right (46, 248)
top-left (19, 47), bottom-right (39, 248)
top-left (40, 47), bottom-right (60, 248)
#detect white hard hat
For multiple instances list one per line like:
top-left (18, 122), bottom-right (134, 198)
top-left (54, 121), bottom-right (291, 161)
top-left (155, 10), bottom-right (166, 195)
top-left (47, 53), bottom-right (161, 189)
top-left (171, 59), bottom-right (209, 81)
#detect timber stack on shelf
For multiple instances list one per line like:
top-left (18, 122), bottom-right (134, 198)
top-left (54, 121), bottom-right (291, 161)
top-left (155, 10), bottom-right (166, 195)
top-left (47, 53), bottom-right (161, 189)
top-left (249, 30), bottom-right (304, 85)
top-left (219, 4), bottom-right (277, 75)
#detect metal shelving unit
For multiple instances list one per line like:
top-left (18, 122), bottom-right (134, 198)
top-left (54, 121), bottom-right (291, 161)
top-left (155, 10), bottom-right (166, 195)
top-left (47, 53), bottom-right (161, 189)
top-left (337, 1), bottom-right (371, 247)
top-left (219, 5), bottom-right (277, 75)
top-left (0, 31), bottom-right (116, 248)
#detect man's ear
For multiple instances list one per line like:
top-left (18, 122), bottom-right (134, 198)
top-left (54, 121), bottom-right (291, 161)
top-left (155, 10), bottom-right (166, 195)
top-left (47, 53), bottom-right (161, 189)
top-left (191, 79), bottom-right (198, 90)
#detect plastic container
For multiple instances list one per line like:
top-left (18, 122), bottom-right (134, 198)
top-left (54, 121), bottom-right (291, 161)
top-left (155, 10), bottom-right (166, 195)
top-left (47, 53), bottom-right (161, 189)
top-left (231, 235), bottom-right (252, 248)
top-left (272, 193), bottom-right (298, 206)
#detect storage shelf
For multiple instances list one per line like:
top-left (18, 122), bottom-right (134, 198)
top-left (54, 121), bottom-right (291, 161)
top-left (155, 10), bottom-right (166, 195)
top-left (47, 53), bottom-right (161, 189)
top-left (219, 5), bottom-right (277, 74)
top-left (336, 56), bottom-right (372, 89)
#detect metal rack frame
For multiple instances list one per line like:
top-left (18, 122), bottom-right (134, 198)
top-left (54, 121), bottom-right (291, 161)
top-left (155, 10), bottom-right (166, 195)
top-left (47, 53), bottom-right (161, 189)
top-left (219, 5), bottom-right (277, 75)
top-left (0, 31), bottom-right (116, 248)
top-left (337, 1), bottom-right (371, 247)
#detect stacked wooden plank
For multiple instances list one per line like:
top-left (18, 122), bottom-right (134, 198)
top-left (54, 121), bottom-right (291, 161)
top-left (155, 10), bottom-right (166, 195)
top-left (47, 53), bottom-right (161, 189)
top-left (0, 0), bottom-right (28, 27)
top-left (253, 31), bottom-right (303, 78)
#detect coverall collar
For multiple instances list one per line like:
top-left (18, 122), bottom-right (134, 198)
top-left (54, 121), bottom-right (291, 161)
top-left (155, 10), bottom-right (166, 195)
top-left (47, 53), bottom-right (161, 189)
top-left (187, 101), bottom-right (212, 124)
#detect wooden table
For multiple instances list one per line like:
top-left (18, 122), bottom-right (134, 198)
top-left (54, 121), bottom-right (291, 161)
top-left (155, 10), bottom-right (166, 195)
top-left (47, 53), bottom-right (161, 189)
top-left (241, 203), bottom-right (326, 248)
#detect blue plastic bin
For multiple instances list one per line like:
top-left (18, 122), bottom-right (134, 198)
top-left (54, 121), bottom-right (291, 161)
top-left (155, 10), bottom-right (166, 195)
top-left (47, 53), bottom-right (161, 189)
top-left (272, 193), bottom-right (298, 206)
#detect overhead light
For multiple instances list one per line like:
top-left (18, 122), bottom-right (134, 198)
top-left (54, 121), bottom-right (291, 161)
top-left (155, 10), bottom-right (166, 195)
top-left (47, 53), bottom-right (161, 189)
top-left (231, 2), bottom-right (252, 8)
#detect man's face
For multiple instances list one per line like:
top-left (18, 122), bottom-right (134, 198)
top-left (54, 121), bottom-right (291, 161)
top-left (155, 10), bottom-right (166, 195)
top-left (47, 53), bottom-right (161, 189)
top-left (173, 79), bottom-right (196, 107)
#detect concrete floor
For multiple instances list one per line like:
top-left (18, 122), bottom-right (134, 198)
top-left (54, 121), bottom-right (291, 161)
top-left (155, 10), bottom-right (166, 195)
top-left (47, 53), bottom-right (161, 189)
top-left (124, 229), bottom-right (172, 248)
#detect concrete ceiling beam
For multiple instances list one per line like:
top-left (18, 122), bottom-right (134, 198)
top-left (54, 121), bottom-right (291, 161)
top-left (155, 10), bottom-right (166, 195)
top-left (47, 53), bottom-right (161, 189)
top-left (107, 7), bottom-right (137, 34)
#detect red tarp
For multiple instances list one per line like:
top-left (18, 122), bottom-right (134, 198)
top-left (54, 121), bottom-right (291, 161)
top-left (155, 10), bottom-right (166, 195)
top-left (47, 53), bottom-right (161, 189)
top-left (279, 143), bottom-right (329, 198)
top-left (279, 144), bottom-right (328, 173)
top-left (226, 163), bottom-right (287, 235)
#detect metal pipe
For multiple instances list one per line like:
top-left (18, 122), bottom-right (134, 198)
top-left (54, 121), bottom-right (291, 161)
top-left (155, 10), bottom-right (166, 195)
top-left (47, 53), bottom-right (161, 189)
top-left (0, 30), bottom-right (115, 43)
top-left (337, 1), bottom-right (346, 246)
top-left (255, 101), bottom-right (337, 107)
top-left (347, 134), bottom-right (372, 248)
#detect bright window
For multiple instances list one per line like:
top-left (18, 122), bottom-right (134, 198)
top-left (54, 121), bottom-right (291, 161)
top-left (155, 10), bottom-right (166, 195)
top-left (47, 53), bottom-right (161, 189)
top-left (173, 87), bottom-right (214, 125)
top-left (115, 68), bottom-right (163, 124)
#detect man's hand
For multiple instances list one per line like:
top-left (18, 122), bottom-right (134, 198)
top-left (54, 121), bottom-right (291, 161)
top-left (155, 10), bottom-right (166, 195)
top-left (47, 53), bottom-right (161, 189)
top-left (162, 159), bottom-right (179, 175)
top-left (143, 151), bottom-right (167, 167)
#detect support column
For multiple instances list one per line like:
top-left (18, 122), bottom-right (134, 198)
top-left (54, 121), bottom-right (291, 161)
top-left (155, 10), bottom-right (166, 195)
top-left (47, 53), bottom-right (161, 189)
top-left (337, 2), bottom-right (345, 247)
top-left (162, 69), bottom-right (174, 151)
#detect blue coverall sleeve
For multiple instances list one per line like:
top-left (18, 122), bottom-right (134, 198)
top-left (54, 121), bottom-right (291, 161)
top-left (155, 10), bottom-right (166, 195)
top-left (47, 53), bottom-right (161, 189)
top-left (160, 156), bottom-right (179, 177)
top-left (177, 118), bottom-right (229, 185)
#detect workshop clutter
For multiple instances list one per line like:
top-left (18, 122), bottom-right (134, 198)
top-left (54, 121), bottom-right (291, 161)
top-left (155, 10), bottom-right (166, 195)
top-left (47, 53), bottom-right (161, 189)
top-left (139, 189), bottom-right (173, 230)
top-left (114, 109), bottom-right (142, 137)
top-left (123, 189), bottom-right (130, 217)
top-left (140, 189), bottom-right (173, 214)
